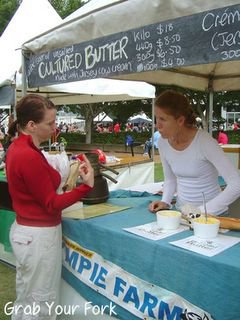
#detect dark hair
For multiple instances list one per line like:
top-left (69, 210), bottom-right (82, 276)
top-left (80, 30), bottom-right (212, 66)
top-left (9, 94), bottom-right (56, 135)
top-left (155, 90), bottom-right (196, 127)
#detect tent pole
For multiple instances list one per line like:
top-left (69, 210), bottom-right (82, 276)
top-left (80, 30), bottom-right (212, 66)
top-left (21, 50), bottom-right (27, 97)
top-left (12, 73), bottom-right (17, 120)
top-left (208, 91), bottom-right (213, 135)
top-left (151, 98), bottom-right (155, 159)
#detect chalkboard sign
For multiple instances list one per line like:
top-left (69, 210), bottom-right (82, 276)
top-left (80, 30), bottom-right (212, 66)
top-left (26, 4), bottom-right (240, 88)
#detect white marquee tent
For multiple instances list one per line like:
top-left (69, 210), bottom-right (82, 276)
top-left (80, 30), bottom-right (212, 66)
top-left (0, 0), bottom-right (155, 107)
top-left (0, 0), bottom-right (61, 89)
top-left (23, 0), bottom-right (240, 93)
top-left (128, 112), bottom-right (152, 124)
top-left (94, 112), bottom-right (113, 123)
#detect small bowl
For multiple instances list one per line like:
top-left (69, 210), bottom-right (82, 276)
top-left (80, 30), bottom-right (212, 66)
top-left (193, 217), bottom-right (220, 239)
top-left (156, 210), bottom-right (181, 230)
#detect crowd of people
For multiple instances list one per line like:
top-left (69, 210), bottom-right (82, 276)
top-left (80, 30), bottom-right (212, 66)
top-left (95, 121), bottom-right (151, 133)
top-left (57, 121), bottom-right (82, 133)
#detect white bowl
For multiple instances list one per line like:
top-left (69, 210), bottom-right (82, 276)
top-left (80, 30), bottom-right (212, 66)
top-left (156, 210), bottom-right (181, 230)
top-left (193, 217), bottom-right (220, 239)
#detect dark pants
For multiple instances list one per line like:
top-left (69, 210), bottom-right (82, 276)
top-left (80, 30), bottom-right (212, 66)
top-left (125, 143), bottom-right (134, 156)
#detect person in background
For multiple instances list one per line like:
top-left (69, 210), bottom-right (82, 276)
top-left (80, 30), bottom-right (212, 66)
top-left (6, 94), bottom-right (94, 319)
top-left (0, 130), bottom-right (3, 149)
top-left (217, 128), bottom-right (229, 144)
top-left (0, 126), bottom-right (4, 142)
top-left (113, 122), bottom-right (120, 133)
top-left (143, 130), bottom-right (161, 158)
top-left (125, 134), bottom-right (134, 156)
top-left (149, 90), bottom-right (240, 216)
top-left (233, 122), bottom-right (239, 130)
top-left (125, 122), bottom-right (132, 131)
top-left (108, 123), bottom-right (113, 133)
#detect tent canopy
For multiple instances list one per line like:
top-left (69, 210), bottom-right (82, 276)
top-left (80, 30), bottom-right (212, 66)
top-left (0, 0), bottom-right (155, 106)
top-left (128, 113), bottom-right (152, 124)
top-left (0, 0), bottom-right (61, 87)
top-left (23, 0), bottom-right (240, 92)
top-left (94, 112), bottom-right (113, 123)
top-left (15, 75), bottom-right (156, 105)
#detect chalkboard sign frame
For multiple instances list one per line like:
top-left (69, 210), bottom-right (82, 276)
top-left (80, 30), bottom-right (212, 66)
top-left (25, 4), bottom-right (240, 88)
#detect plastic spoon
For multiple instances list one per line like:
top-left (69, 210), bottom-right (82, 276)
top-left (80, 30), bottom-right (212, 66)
top-left (202, 192), bottom-right (208, 222)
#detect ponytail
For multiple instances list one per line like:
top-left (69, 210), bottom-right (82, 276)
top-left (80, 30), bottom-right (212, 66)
top-left (8, 120), bottom-right (18, 138)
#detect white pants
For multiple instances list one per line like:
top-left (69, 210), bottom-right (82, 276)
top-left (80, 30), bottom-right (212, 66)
top-left (10, 221), bottom-right (62, 320)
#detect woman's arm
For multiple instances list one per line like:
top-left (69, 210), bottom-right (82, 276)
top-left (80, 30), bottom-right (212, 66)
top-left (148, 149), bottom-right (177, 212)
top-left (21, 153), bottom-right (93, 214)
top-left (160, 153), bottom-right (177, 205)
top-left (200, 132), bottom-right (240, 214)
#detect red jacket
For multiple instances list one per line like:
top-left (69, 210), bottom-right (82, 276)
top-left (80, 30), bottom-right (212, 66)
top-left (217, 132), bottom-right (228, 144)
top-left (6, 134), bottom-right (92, 227)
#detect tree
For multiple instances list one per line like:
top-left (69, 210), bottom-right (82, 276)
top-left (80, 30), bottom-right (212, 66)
top-left (60, 102), bottom-right (106, 144)
top-left (59, 98), bottom-right (153, 143)
top-left (0, 0), bottom-right (19, 36)
top-left (49, 0), bottom-right (86, 19)
top-left (103, 99), bottom-right (153, 124)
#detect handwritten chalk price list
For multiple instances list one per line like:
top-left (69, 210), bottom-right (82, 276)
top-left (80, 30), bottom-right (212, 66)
top-left (156, 23), bottom-right (185, 68)
top-left (133, 28), bottom-right (158, 73)
top-left (26, 4), bottom-right (240, 88)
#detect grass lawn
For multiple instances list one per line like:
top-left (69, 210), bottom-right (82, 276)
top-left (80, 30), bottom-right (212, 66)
top-left (155, 162), bottom-right (164, 182)
top-left (0, 262), bottom-right (15, 320)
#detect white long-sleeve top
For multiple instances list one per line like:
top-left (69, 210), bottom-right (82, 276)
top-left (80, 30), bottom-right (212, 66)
top-left (158, 129), bottom-right (240, 215)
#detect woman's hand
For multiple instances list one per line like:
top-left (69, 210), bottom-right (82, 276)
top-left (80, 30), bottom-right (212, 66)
top-left (78, 154), bottom-right (94, 188)
top-left (148, 200), bottom-right (169, 213)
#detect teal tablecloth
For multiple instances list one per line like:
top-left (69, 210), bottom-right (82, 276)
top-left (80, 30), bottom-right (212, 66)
top-left (62, 190), bottom-right (240, 320)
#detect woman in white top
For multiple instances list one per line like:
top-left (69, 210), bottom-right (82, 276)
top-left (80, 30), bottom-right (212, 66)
top-left (149, 90), bottom-right (240, 216)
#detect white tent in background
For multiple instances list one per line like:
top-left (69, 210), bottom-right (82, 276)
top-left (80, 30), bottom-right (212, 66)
top-left (28, 78), bottom-right (155, 105)
top-left (94, 112), bottom-right (113, 123)
top-left (0, 0), bottom-right (61, 88)
top-left (128, 112), bottom-right (152, 124)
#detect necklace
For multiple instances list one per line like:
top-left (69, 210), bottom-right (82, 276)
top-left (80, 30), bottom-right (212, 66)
top-left (169, 128), bottom-right (197, 151)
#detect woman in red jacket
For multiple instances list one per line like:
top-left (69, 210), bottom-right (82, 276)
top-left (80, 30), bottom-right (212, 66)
top-left (6, 94), bottom-right (94, 319)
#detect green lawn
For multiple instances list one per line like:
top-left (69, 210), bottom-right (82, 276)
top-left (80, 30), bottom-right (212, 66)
top-left (155, 162), bottom-right (164, 182)
top-left (0, 263), bottom-right (15, 320)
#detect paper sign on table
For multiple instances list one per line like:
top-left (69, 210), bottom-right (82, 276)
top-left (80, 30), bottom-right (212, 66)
top-left (123, 222), bottom-right (188, 241)
top-left (170, 234), bottom-right (240, 257)
top-left (62, 203), bottom-right (130, 219)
